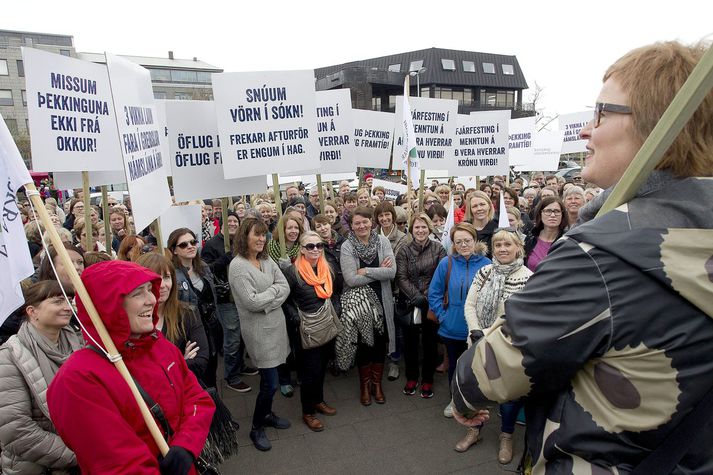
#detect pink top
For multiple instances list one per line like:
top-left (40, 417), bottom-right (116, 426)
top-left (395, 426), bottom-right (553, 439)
top-left (527, 238), bottom-right (553, 272)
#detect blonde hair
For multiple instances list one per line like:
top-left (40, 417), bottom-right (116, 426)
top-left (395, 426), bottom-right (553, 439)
top-left (408, 212), bottom-right (435, 235)
top-left (491, 229), bottom-right (525, 258)
top-left (464, 191), bottom-right (494, 222)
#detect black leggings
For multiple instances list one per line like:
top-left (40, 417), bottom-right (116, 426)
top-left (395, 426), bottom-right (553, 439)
top-left (355, 329), bottom-right (387, 367)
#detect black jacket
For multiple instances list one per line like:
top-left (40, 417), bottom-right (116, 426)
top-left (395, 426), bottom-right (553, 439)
top-left (200, 233), bottom-right (233, 304)
top-left (282, 259), bottom-right (343, 328)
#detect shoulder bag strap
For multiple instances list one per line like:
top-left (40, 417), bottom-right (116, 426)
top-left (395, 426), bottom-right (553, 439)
top-left (443, 256), bottom-right (452, 308)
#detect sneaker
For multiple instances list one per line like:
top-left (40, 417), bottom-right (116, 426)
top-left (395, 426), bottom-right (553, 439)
top-left (387, 362), bottom-right (400, 381)
top-left (239, 366), bottom-right (259, 376)
top-left (403, 380), bottom-right (419, 395)
top-left (250, 428), bottom-right (271, 451)
top-left (263, 412), bottom-right (291, 429)
top-left (420, 383), bottom-right (434, 399)
top-left (226, 381), bottom-right (251, 393)
top-left (280, 384), bottom-right (294, 398)
top-left (443, 402), bottom-right (454, 418)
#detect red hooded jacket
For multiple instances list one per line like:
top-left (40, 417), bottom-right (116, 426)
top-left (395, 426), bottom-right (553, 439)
top-left (47, 260), bottom-right (215, 474)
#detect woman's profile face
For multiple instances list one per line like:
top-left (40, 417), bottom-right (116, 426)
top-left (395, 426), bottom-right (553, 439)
top-left (27, 295), bottom-right (73, 331)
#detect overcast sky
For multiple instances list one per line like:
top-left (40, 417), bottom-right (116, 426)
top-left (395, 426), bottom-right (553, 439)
top-left (6, 0), bottom-right (712, 120)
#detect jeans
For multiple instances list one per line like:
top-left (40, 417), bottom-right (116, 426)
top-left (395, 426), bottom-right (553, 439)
top-left (442, 336), bottom-right (468, 386)
top-left (404, 319), bottom-right (439, 384)
top-left (252, 367), bottom-right (279, 429)
top-left (216, 302), bottom-right (244, 385)
top-left (500, 400), bottom-right (523, 434)
top-left (298, 342), bottom-right (331, 414)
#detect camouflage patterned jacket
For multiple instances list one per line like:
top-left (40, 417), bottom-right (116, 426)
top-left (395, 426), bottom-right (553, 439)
top-left (452, 174), bottom-right (713, 474)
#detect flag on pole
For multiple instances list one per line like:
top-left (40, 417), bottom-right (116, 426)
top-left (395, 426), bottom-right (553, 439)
top-left (440, 194), bottom-right (455, 253)
top-left (0, 114), bottom-right (34, 325)
top-left (399, 78), bottom-right (420, 188)
top-left (498, 192), bottom-right (510, 229)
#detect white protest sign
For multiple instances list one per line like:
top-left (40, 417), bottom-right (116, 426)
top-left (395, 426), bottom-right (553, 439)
top-left (452, 110), bottom-right (510, 176)
top-left (23, 48), bottom-right (123, 172)
top-left (53, 170), bottom-right (127, 189)
top-left (352, 109), bottom-right (394, 169)
top-left (166, 100), bottom-right (266, 202)
top-left (315, 89), bottom-right (356, 173)
top-left (106, 53), bottom-right (172, 232)
top-left (212, 70), bottom-right (319, 178)
top-left (456, 176), bottom-right (479, 190)
top-left (508, 116), bottom-right (536, 167)
top-left (394, 96), bottom-right (458, 170)
top-left (517, 129), bottom-right (564, 172)
top-left (559, 111), bottom-right (591, 154)
top-left (371, 178), bottom-right (407, 201)
top-left (158, 205), bottom-right (202, 248)
top-left (154, 99), bottom-right (171, 177)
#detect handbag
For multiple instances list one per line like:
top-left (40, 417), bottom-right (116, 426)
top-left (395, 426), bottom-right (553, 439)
top-left (394, 295), bottom-right (423, 326)
top-left (427, 256), bottom-right (452, 323)
top-left (299, 298), bottom-right (342, 349)
top-left (213, 275), bottom-right (231, 301)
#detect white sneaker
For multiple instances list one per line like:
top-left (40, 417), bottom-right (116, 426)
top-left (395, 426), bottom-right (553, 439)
top-left (387, 362), bottom-right (400, 381)
top-left (443, 402), bottom-right (454, 418)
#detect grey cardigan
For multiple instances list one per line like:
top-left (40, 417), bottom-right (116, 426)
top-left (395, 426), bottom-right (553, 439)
top-left (228, 255), bottom-right (290, 369)
top-left (340, 235), bottom-right (397, 353)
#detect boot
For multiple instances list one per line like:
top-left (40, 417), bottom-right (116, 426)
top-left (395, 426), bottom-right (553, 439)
top-left (358, 366), bottom-right (372, 406)
top-left (454, 427), bottom-right (481, 452)
top-left (371, 363), bottom-right (386, 404)
top-left (498, 432), bottom-right (513, 464)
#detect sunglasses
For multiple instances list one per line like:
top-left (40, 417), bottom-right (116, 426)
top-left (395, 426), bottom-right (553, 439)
top-left (302, 242), bottom-right (325, 251)
top-left (176, 239), bottom-right (198, 249)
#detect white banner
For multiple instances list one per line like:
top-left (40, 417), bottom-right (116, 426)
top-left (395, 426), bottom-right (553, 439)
top-left (394, 96), bottom-right (458, 170)
top-left (0, 115), bottom-right (34, 324)
top-left (23, 48), bottom-right (123, 172)
top-left (166, 100), bottom-right (266, 202)
top-left (212, 70), bottom-right (319, 178)
top-left (158, 205), bottom-right (202, 248)
top-left (508, 116), bottom-right (537, 168)
top-left (559, 111), bottom-right (591, 154)
top-left (153, 99), bottom-right (171, 177)
top-left (106, 54), bottom-right (172, 232)
top-left (452, 110), bottom-right (510, 176)
top-left (371, 178), bottom-right (406, 201)
top-left (53, 170), bottom-right (127, 189)
top-left (315, 89), bottom-right (356, 173)
top-left (516, 129), bottom-right (564, 172)
top-left (352, 109), bottom-right (394, 169)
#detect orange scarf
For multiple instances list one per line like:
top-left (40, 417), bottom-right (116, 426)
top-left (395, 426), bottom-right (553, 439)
top-left (297, 257), bottom-right (333, 299)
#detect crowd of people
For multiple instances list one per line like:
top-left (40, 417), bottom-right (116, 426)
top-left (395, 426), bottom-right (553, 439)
top-left (0, 40), bottom-right (711, 474)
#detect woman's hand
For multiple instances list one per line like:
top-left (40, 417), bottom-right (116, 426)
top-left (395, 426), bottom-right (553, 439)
top-left (184, 341), bottom-right (199, 360)
top-left (117, 228), bottom-right (126, 238)
top-left (380, 256), bottom-right (393, 268)
top-left (357, 268), bottom-right (367, 276)
top-left (452, 405), bottom-right (490, 427)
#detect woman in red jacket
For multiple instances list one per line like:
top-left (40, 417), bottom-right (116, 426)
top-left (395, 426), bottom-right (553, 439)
top-left (47, 260), bottom-right (215, 475)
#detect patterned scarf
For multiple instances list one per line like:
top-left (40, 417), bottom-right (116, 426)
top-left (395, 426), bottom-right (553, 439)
top-left (475, 257), bottom-right (524, 329)
top-left (347, 230), bottom-right (379, 264)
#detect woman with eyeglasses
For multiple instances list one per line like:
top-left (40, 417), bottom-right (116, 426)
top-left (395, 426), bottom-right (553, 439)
top-left (423, 191), bottom-right (440, 212)
top-left (229, 218), bottom-right (291, 451)
top-left (282, 231), bottom-right (343, 432)
top-left (167, 228), bottom-right (221, 389)
top-left (459, 229), bottom-right (533, 459)
top-left (428, 222), bottom-right (490, 419)
top-left (524, 196), bottom-right (568, 272)
top-left (464, 190), bottom-right (498, 258)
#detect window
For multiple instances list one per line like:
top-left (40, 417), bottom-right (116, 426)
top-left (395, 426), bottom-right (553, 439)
top-left (0, 90), bottom-right (13, 106)
top-left (387, 63), bottom-right (401, 73)
top-left (153, 91), bottom-right (167, 100)
top-left (60, 49), bottom-right (71, 57)
top-left (420, 87), bottom-right (430, 98)
top-left (409, 60), bottom-right (423, 72)
top-left (171, 70), bottom-right (198, 83)
top-left (502, 64), bottom-right (514, 75)
top-left (0, 59), bottom-right (8, 76)
top-left (388, 95), bottom-right (398, 112)
top-left (149, 69), bottom-right (171, 82)
top-left (174, 92), bottom-right (192, 100)
top-left (195, 71), bottom-right (212, 83)
top-left (462, 60), bottom-right (476, 72)
top-left (482, 62), bottom-right (495, 74)
top-left (4, 118), bottom-right (17, 134)
top-left (16, 60), bottom-right (24, 77)
top-left (26, 119), bottom-right (30, 134)
top-left (371, 96), bottom-right (382, 111)
top-left (480, 89), bottom-right (515, 108)
top-left (21, 90), bottom-right (27, 106)
top-left (441, 59), bottom-right (455, 71)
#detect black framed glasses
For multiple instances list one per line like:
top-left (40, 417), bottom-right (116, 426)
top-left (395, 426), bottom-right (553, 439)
top-left (542, 209), bottom-right (562, 216)
top-left (176, 239), bottom-right (198, 249)
top-left (593, 102), bottom-right (632, 128)
top-left (302, 242), bottom-right (325, 251)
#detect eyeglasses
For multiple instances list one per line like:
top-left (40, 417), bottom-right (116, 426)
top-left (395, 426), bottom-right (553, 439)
top-left (396, 221), bottom-right (407, 225)
top-left (302, 242), bottom-right (325, 251)
top-left (454, 239), bottom-right (474, 247)
top-left (425, 200), bottom-right (438, 205)
top-left (593, 102), bottom-right (632, 128)
top-left (573, 176), bottom-right (583, 182)
top-left (542, 209), bottom-right (562, 216)
top-left (176, 239), bottom-right (198, 249)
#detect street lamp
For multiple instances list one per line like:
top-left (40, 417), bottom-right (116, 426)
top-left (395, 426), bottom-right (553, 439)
top-left (409, 67), bottom-right (427, 97)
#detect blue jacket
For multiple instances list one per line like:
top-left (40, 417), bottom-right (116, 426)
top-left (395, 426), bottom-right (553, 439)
top-left (428, 253), bottom-right (490, 340)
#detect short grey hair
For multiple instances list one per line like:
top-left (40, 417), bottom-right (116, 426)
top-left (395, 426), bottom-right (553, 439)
top-left (562, 185), bottom-right (585, 200)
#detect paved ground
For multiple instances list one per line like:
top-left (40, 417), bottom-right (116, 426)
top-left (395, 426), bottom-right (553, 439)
top-left (217, 360), bottom-right (524, 474)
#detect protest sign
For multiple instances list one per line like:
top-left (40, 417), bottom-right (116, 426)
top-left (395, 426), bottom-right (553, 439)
top-left (455, 176), bottom-right (479, 190)
top-left (153, 99), bottom-right (171, 176)
top-left (212, 70), bottom-right (319, 178)
top-left (166, 100), bottom-right (266, 202)
top-left (23, 48), bottom-right (123, 172)
top-left (315, 89), bottom-right (356, 173)
top-left (519, 129), bottom-right (564, 172)
top-left (105, 54), bottom-right (172, 232)
top-left (371, 178), bottom-right (406, 201)
top-left (53, 170), bottom-right (127, 189)
top-left (452, 111), bottom-right (510, 176)
top-left (508, 116), bottom-right (537, 168)
top-left (158, 205), bottom-right (202, 248)
top-left (352, 109), bottom-right (394, 169)
top-left (0, 115), bottom-right (34, 324)
top-left (559, 111), bottom-right (591, 154)
top-left (393, 96), bottom-right (458, 170)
